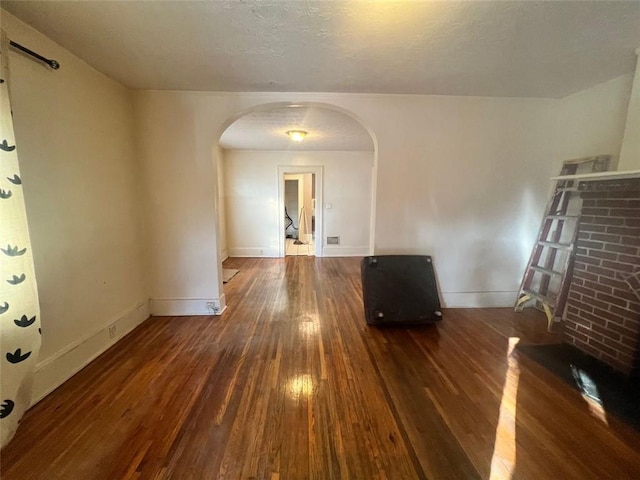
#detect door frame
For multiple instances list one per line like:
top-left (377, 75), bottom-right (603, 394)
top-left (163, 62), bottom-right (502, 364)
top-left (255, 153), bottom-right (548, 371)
top-left (277, 165), bottom-right (323, 257)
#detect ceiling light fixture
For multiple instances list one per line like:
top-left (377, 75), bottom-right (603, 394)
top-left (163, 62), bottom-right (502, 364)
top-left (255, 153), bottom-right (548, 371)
top-left (287, 130), bottom-right (307, 142)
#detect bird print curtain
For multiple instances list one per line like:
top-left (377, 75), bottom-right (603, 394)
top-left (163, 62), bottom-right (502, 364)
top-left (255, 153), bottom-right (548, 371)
top-left (0, 32), bottom-right (41, 449)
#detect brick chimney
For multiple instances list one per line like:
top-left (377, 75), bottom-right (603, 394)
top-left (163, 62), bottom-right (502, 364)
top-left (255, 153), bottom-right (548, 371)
top-left (564, 177), bottom-right (640, 375)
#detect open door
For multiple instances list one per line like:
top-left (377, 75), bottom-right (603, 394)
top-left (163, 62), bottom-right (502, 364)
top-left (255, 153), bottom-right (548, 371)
top-left (278, 166), bottom-right (323, 258)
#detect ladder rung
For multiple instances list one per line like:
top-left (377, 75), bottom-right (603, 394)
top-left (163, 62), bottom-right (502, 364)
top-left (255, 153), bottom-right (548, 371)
top-left (523, 289), bottom-right (556, 306)
top-left (531, 266), bottom-right (563, 277)
top-left (538, 241), bottom-right (573, 251)
top-left (545, 215), bottom-right (579, 221)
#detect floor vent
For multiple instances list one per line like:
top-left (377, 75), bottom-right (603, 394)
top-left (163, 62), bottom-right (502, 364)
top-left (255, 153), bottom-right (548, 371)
top-left (326, 236), bottom-right (340, 245)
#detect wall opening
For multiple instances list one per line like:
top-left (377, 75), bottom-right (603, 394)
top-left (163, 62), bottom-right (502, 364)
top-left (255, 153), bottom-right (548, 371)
top-left (215, 102), bottom-right (377, 262)
top-left (284, 172), bottom-right (317, 256)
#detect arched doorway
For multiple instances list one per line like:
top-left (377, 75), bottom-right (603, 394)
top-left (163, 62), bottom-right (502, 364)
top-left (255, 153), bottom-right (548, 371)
top-left (215, 103), bottom-right (377, 267)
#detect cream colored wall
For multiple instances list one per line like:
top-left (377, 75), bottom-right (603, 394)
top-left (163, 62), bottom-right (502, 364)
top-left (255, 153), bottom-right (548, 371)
top-left (1, 11), bottom-right (148, 403)
top-left (134, 91), bottom-right (563, 307)
top-left (619, 51), bottom-right (640, 170)
top-left (555, 73), bottom-right (634, 165)
top-left (372, 96), bottom-right (566, 306)
top-left (135, 92), bottom-right (225, 315)
top-left (216, 145), bottom-right (228, 261)
top-left (225, 151), bottom-right (372, 257)
top-left (303, 173), bottom-right (313, 241)
top-left (294, 172), bottom-right (313, 241)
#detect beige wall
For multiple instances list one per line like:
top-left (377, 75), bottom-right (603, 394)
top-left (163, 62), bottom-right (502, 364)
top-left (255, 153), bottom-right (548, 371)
top-left (216, 145), bottom-right (228, 261)
top-left (555, 73), bottom-right (634, 165)
top-left (134, 76), bottom-right (634, 308)
top-left (1, 11), bottom-right (148, 403)
top-left (225, 151), bottom-right (373, 257)
top-left (134, 91), bottom-right (563, 307)
top-left (619, 51), bottom-right (640, 170)
top-left (302, 172), bottom-right (313, 241)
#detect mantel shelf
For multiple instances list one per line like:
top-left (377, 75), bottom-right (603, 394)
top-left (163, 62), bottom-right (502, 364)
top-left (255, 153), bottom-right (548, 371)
top-left (551, 169), bottom-right (640, 182)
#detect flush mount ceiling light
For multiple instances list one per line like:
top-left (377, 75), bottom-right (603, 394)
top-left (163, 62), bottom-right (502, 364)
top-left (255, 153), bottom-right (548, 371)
top-left (287, 130), bottom-right (307, 142)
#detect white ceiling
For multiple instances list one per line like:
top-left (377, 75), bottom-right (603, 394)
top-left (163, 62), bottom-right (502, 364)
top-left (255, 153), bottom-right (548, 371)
top-left (3, 1), bottom-right (640, 99)
top-left (219, 105), bottom-right (374, 151)
top-left (4, 1), bottom-right (639, 152)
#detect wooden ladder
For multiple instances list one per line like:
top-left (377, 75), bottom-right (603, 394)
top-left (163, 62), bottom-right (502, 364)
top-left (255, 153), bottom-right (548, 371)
top-left (515, 155), bottom-right (613, 330)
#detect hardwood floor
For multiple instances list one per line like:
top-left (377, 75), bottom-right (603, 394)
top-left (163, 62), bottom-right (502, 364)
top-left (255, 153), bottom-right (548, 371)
top-left (2, 257), bottom-right (640, 479)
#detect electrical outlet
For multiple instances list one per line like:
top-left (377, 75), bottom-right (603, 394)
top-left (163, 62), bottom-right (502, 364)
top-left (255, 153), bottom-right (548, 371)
top-left (206, 301), bottom-right (219, 314)
top-left (108, 325), bottom-right (117, 339)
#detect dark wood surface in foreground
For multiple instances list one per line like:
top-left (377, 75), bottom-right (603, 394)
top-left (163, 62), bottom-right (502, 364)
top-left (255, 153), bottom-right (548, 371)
top-left (2, 257), bottom-right (640, 479)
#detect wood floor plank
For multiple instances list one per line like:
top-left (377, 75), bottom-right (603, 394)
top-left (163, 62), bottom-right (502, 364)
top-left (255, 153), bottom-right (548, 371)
top-left (1, 256), bottom-right (639, 479)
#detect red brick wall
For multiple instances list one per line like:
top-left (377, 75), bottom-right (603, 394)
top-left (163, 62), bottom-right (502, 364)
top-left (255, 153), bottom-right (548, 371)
top-left (564, 178), bottom-right (640, 374)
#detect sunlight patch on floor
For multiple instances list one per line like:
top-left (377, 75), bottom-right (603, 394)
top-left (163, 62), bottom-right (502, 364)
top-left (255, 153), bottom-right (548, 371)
top-left (490, 337), bottom-right (521, 480)
top-left (571, 365), bottom-right (609, 426)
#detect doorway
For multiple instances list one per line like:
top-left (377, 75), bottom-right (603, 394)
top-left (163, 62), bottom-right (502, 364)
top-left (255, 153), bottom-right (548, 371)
top-left (217, 103), bottom-right (376, 263)
top-left (284, 173), bottom-right (316, 256)
top-left (278, 165), bottom-right (323, 258)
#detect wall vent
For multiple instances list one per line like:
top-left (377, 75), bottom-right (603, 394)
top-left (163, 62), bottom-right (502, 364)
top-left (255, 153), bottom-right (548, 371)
top-left (326, 236), bottom-right (340, 245)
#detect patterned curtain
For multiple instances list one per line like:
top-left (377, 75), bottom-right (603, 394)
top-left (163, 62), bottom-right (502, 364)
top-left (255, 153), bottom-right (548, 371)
top-left (0, 32), bottom-right (41, 448)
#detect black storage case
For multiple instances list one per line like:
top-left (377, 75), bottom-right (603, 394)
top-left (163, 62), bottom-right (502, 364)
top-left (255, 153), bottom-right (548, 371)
top-left (361, 255), bottom-right (442, 326)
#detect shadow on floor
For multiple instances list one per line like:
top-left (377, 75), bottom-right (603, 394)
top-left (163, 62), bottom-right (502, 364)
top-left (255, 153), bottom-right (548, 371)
top-left (517, 343), bottom-right (640, 431)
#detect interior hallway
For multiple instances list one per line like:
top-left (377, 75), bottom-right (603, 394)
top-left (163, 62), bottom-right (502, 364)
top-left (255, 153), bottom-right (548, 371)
top-left (285, 237), bottom-right (315, 256)
top-left (2, 257), bottom-right (639, 479)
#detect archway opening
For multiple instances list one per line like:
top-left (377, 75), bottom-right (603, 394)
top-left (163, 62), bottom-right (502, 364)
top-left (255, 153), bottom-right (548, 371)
top-left (214, 102), bottom-right (377, 273)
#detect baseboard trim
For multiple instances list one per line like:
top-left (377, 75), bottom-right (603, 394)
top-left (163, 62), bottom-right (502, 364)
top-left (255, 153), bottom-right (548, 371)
top-left (31, 299), bottom-right (150, 405)
top-left (440, 291), bottom-right (517, 308)
top-left (322, 246), bottom-right (369, 257)
top-left (228, 247), bottom-right (279, 257)
top-left (150, 296), bottom-right (227, 316)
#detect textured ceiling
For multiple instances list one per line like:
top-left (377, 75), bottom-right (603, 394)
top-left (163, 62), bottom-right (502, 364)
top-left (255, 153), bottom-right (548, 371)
top-left (3, 1), bottom-right (640, 98)
top-left (219, 106), bottom-right (374, 151)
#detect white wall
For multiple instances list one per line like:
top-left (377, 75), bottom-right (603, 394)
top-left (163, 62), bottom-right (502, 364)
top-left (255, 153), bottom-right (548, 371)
top-left (134, 91), bottom-right (564, 307)
top-left (135, 91), bottom-right (227, 315)
top-left (374, 96), bottom-right (560, 300)
top-left (301, 172), bottom-right (313, 241)
top-left (216, 145), bottom-right (228, 261)
top-left (1, 11), bottom-right (148, 403)
top-left (555, 73), bottom-right (634, 164)
top-left (619, 51), bottom-right (640, 170)
top-left (224, 150), bottom-right (373, 257)
top-left (132, 49), bottom-right (636, 312)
